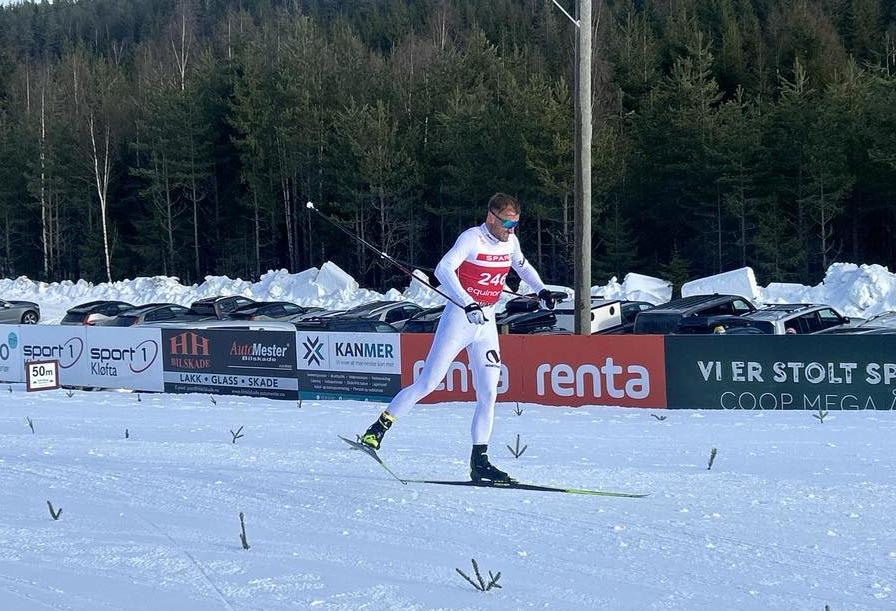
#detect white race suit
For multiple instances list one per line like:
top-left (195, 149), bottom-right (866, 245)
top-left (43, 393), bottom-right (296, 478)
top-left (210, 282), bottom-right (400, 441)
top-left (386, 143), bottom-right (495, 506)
top-left (387, 223), bottom-right (546, 444)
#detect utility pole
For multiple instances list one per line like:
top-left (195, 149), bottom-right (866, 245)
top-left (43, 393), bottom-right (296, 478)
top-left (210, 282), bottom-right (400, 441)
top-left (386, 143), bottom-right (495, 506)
top-left (574, 0), bottom-right (592, 334)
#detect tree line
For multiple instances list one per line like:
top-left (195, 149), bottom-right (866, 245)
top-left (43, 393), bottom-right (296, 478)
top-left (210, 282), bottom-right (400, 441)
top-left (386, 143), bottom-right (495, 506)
top-left (0, 0), bottom-right (895, 291)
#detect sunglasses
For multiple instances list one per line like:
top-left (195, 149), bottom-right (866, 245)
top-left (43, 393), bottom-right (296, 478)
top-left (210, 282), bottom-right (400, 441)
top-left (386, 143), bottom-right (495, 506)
top-left (489, 209), bottom-right (519, 229)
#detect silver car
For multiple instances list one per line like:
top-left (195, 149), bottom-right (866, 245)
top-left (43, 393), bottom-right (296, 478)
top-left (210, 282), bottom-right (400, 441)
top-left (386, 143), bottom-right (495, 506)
top-left (0, 299), bottom-right (40, 324)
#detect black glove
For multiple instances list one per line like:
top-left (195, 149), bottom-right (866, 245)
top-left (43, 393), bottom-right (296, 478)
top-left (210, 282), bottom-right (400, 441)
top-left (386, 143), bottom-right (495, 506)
top-left (538, 289), bottom-right (555, 310)
top-left (464, 303), bottom-right (486, 324)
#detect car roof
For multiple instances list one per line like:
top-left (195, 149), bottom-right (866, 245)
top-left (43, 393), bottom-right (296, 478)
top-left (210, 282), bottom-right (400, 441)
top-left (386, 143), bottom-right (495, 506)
top-left (745, 304), bottom-right (832, 321)
top-left (645, 294), bottom-right (752, 314)
top-left (121, 303), bottom-right (183, 314)
top-left (67, 300), bottom-right (133, 313)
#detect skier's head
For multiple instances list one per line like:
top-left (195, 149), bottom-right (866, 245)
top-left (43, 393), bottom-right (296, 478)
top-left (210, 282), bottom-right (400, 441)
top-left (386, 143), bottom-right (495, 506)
top-left (486, 193), bottom-right (520, 242)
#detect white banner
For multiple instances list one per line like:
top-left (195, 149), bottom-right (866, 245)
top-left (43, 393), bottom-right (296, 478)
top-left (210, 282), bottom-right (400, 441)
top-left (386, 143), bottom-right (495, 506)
top-left (18, 326), bottom-right (88, 387)
top-left (84, 327), bottom-right (164, 391)
top-left (296, 331), bottom-right (401, 374)
top-left (0, 326), bottom-right (24, 383)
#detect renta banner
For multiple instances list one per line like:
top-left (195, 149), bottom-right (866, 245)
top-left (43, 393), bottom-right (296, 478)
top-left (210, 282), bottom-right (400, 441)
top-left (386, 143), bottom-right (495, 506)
top-left (400, 334), bottom-right (667, 408)
top-left (665, 335), bottom-right (896, 410)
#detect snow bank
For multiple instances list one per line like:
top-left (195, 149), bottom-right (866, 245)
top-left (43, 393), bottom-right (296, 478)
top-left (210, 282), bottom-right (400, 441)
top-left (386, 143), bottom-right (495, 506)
top-left (6, 261), bottom-right (896, 324)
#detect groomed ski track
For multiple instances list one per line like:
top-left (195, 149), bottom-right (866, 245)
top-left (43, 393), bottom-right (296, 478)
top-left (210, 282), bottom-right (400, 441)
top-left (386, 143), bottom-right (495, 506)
top-left (2, 390), bottom-right (894, 610)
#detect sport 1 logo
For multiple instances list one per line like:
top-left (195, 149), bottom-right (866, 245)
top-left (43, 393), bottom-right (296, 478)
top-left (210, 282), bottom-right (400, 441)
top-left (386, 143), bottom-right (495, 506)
top-left (476, 272), bottom-right (508, 287)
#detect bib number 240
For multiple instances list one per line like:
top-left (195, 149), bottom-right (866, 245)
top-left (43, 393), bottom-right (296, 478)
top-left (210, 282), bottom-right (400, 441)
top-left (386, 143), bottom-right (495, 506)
top-left (478, 272), bottom-right (508, 286)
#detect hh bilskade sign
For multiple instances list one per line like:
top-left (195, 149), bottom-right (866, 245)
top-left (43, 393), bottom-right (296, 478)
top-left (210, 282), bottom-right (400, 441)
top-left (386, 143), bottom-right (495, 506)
top-left (162, 329), bottom-right (298, 400)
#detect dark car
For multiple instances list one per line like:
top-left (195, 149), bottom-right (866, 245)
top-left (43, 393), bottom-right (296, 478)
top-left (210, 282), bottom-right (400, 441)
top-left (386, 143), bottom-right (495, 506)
top-left (61, 300), bottom-right (134, 325)
top-left (294, 316), bottom-right (398, 333)
top-left (0, 299), bottom-right (40, 324)
top-left (402, 306), bottom-right (446, 333)
top-left (190, 295), bottom-right (257, 319)
top-left (228, 301), bottom-right (315, 321)
top-left (335, 300), bottom-right (424, 331)
top-left (632, 294), bottom-right (757, 334)
top-left (706, 304), bottom-right (856, 335)
top-left (96, 303), bottom-right (201, 327)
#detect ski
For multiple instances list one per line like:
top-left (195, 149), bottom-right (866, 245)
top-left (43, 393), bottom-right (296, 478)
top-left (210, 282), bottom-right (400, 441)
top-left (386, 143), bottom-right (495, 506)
top-left (338, 435), bottom-right (408, 484)
top-left (402, 478), bottom-right (648, 498)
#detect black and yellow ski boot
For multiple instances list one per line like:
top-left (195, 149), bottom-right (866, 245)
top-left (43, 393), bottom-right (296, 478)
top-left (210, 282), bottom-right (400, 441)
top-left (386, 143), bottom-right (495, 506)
top-left (470, 444), bottom-right (514, 483)
top-left (360, 411), bottom-right (395, 450)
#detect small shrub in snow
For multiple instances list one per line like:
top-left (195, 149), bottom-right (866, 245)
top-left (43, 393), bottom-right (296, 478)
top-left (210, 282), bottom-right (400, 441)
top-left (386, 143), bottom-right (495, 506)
top-left (47, 501), bottom-right (62, 520)
top-left (813, 407), bottom-right (828, 423)
top-left (506, 434), bottom-right (527, 458)
top-left (239, 512), bottom-right (250, 550)
top-left (513, 403), bottom-right (523, 416)
top-left (209, 395), bottom-right (217, 405)
top-left (651, 413), bottom-right (667, 421)
top-left (456, 558), bottom-right (501, 591)
top-left (65, 389), bottom-right (74, 398)
top-left (230, 426), bottom-right (245, 444)
top-left (707, 447), bottom-right (718, 471)
top-left (25, 417), bottom-right (34, 434)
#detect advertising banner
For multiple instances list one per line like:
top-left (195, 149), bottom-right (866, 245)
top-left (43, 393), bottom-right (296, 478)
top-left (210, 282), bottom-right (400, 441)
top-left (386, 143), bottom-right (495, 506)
top-left (401, 334), bottom-right (667, 408)
top-left (0, 326), bottom-right (23, 383)
top-left (666, 335), bottom-right (896, 410)
top-left (84, 327), bottom-right (163, 392)
top-left (296, 331), bottom-right (401, 400)
top-left (18, 325), bottom-right (88, 386)
top-left (162, 329), bottom-right (298, 399)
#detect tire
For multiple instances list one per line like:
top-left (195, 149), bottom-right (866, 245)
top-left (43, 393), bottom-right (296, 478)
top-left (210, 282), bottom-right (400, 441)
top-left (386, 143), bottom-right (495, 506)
top-left (21, 311), bottom-right (39, 324)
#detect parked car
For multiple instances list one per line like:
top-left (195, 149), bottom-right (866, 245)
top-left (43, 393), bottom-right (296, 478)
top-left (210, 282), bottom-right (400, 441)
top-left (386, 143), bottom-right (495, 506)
top-left (152, 319), bottom-right (298, 331)
top-left (0, 299), bottom-right (40, 324)
top-left (95, 303), bottom-right (201, 327)
top-left (631, 294), bottom-right (757, 334)
top-left (189, 295), bottom-right (257, 319)
top-left (335, 300), bottom-right (424, 331)
top-left (228, 301), bottom-right (316, 321)
top-left (61, 300), bottom-right (134, 325)
top-left (705, 303), bottom-right (857, 335)
top-left (401, 306), bottom-right (445, 333)
top-left (294, 316), bottom-right (398, 333)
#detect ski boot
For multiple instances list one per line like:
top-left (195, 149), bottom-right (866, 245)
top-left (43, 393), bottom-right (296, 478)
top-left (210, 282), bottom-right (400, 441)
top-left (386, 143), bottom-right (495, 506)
top-left (360, 411), bottom-right (395, 450)
top-left (470, 444), bottom-right (514, 483)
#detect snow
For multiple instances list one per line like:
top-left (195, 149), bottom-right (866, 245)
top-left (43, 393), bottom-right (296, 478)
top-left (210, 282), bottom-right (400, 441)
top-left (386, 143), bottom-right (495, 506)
top-left (2, 391), bottom-right (894, 610)
top-left (6, 260), bottom-right (896, 324)
top-left (681, 267), bottom-right (760, 302)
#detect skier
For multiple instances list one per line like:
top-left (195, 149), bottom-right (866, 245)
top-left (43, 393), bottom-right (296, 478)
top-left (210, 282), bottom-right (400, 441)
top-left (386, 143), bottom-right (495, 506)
top-left (360, 193), bottom-right (554, 483)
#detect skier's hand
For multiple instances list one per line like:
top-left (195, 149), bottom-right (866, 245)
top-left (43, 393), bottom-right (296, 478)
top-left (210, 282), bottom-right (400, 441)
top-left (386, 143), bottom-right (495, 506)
top-left (464, 303), bottom-right (486, 325)
top-left (538, 289), bottom-right (556, 310)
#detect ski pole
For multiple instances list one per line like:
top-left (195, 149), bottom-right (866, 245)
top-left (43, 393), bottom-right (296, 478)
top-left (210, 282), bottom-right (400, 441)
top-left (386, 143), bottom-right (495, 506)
top-left (305, 201), bottom-right (469, 311)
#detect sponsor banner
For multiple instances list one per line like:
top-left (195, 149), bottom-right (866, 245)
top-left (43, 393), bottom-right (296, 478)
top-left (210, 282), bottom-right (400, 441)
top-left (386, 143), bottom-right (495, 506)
top-left (401, 334), bottom-right (667, 408)
top-left (296, 331), bottom-right (401, 400)
top-left (18, 326), bottom-right (88, 386)
top-left (666, 335), bottom-right (896, 410)
top-left (162, 329), bottom-right (298, 399)
top-left (0, 326), bottom-right (23, 383)
top-left (84, 327), bottom-right (163, 391)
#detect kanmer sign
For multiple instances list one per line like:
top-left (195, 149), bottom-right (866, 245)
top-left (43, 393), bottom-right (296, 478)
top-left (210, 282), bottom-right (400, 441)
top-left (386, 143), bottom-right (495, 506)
top-left (296, 331), bottom-right (401, 400)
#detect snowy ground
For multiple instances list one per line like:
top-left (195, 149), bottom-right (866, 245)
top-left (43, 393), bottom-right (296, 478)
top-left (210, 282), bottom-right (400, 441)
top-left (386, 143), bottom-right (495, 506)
top-left (2, 391), bottom-right (894, 610)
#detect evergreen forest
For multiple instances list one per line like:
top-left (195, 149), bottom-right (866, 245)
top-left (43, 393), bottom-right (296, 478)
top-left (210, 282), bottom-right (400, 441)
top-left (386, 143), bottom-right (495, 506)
top-left (1, 0), bottom-right (895, 291)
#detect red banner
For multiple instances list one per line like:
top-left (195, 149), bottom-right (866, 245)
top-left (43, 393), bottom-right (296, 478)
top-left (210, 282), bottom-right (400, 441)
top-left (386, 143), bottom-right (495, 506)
top-left (399, 334), bottom-right (666, 408)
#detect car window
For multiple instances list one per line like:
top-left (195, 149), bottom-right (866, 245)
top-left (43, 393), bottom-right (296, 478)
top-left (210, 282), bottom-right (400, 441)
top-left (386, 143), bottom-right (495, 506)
top-left (266, 305), bottom-right (284, 317)
top-left (817, 309), bottom-right (842, 325)
top-left (796, 312), bottom-right (822, 333)
top-left (385, 309), bottom-right (403, 323)
top-left (145, 308), bottom-right (174, 322)
top-left (282, 304), bottom-right (302, 314)
top-left (731, 299), bottom-right (752, 313)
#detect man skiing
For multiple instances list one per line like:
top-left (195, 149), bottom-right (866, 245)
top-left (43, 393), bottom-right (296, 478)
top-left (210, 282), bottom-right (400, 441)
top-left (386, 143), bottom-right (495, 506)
top-left (360, 193), bottom-right (554, 483)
